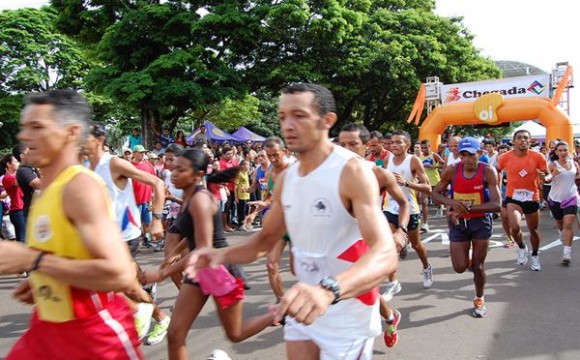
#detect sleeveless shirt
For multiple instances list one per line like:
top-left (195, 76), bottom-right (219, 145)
top-left (94, 153), bottom-right (142, 241)
top-left (451, 163), bottom-right (488, 219)
top-left (386, 154), bottom-right (420, 214)
top-left (281, 145), bottom-right (381, 339)
top-left (549, 159), bottom-right (579, 204)
top-left (27, 166), bottom-right (115, 322)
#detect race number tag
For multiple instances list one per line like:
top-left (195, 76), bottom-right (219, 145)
top-left (513, 189), bottom-right (534, 202)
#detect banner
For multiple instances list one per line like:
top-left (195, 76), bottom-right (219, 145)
top-left (440, 75), bottom-right (550, 104)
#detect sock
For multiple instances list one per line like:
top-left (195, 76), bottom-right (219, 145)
top-left (518, 243), bottom-right (526, 249)
top-left (564, 246), bottom-right (572, 256)
top-left (531, 250), bottom-right (538, 256)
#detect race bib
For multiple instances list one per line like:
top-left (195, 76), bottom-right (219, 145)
top-left (513, 189), bottom-right (534, 202)
top-left (30, 272), bottom-right (73, 322)
top-left (454, 192), bottom-right (481, 207)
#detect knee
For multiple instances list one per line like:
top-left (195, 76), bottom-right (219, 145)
top-left (453, 264), bottom-right (467, 274)
top-left (471, 261), bottom-right (485, 274)
top-left (167, 324), bottom-right (187, 347)
top-left (224, 329), bottom-right (245, 343)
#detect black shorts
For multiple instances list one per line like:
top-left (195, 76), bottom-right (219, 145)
top-left (385, 212), bottom-right (420, 231)
top-left (448, 215), bottom-right (493, 242)
top-left (548, 200), bottom-right (578, 220)
top-left (542, 184), bottom-right (551, 202)
top-left (504, 197), bottom-right (540, 214)
top-left (126, 236), bottom-right (141, 259)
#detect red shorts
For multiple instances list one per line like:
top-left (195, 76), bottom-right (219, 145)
top-left (7, 295), bottom-right (143, 360)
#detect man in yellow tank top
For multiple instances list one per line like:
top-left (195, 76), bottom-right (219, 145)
top-left (0, 90), bottom-right (142, 359)
top-left (419, 140), bottom-right (443, 233)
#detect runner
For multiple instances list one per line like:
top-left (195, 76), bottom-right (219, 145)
top-left (339, 122), bottom-right (410, 348)
top-left (443, 136), bottom-right (462, 170)
top-left (432, 137), bottom-right (501, 318)
top-left (0, 89), bottom-right (142, 359)
top-left (546, 141), bottom-right (580, 264)
top-left (419, 139), bottom-right (444, 233)
top-left (496, 144), bottom-right (515, 248)
top-left (497, 130), bottom-right (549, 271)
top-left (85, 122), bottom-right (171, 345)
top-left (139, 149), bottom-right (275, 360)
top-left (367, 131), bottom-right (390, 167)
top-left (186, 83), bottom-right (398, 359)
top-left (384, 130), bottom-right (433, 289)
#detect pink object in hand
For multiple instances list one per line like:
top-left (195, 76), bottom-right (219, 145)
top-left (196, 265), bottom-right (238, 297)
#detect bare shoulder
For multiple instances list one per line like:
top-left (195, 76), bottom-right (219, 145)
top-left (342, 157), bottom-right (378, 190)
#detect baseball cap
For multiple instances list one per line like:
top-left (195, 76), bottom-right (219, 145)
top-left (458, 137), bottom-right (481, 154)
top-left (123, 148), bottom-right (132, 154)
top-left (149, 153), bottom-right (158, 159)
top-left (132, 144), bottom-right (146, 152)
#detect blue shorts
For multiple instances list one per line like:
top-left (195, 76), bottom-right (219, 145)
top-left (136, 203), bottom-right (151, 225)
top-left (448, 214), bottom-right (493, 242)
top-left (385, 212), bottom-right (420, 231)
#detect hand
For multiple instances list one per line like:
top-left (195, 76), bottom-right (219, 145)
top-left (149, 219), bottom-right (164, 240)
top-left (449, 211), bottom-right (460, 226)
top-left (13, 280), bottom-right (34, 305)
top-left (183, 247), bottom-right (224, 281)
top-left (393, 173), bottom-right (406, 186)
top-left (393, 230), bottom-right (408, 252)
top-left (138, 270), bottom-right (162, 285)
top-left (161, 254), bottom-right (182, 269)
top-left (451, 200), bottom-right (470, 216)
top-left (235, 198), bottom-right (239, 204)
top-left (0, 242), bottom-right (38, 275)
top-left (272, 282), bottom-right (333, 325)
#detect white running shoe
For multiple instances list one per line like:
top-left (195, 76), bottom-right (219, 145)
top-left (420, 223), bottom-right (430, 233)
top-left (135, 303), bottom-right (154, 341)
top-left (422, 265), bottom-right (433, 289)
top-left (516, 244), bottom-right (529, 265)
top-left (562, 253), bottom-right (572, 265)
top-left (207, 349), bottom-right (232, 360)
top-left (381, 281), bottom-right (402, 302)
top-left (530, 255), bottom-right (541, 271)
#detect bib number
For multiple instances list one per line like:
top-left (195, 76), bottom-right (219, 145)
top-left (513, 189), bottom-right (534, 202)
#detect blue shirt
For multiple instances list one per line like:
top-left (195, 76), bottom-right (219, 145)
top-left (128, 135), bottom-right (142, 150)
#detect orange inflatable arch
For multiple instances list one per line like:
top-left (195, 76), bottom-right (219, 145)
top-left (419, 97), bottom-right (573, 152)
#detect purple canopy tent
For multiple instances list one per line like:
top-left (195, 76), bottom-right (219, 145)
top-left (231, 127), bottom-right (266, 142)
top-left (186, 121), bottom-right (240, 145)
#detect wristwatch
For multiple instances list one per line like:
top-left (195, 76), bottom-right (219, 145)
top-left (152, 212), bottom-right (163, 220)
top-left (319, 276), bottom-right (341, 305)
top-left (404, 180), bottom-right (410, 187)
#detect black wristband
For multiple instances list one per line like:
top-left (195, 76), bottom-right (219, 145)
top-left (30, 252), bottom-right (47, 272)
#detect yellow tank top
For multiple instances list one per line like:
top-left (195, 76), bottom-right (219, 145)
top-left (27, 165), bottom-right (114, 322)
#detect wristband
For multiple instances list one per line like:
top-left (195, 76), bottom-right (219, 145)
top-left (30, 251), bottom-right (47, 272)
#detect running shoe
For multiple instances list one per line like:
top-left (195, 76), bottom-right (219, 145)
top-left (135, 303), bottom-right (154, 341)
top-left (383, 309), bottom-right (401, 348)
top-left (472, 298), bottom-right (487, 318)
top-left (516, 244), bottom-right (528, 265)
top-left (143, 282), bottom-right (158, 302)
top-left (562, 253), bottom-right (572, 265)
top-left (381, 280), bottom-right (402, 302)
top-left (207, 349), bottom-right (232, 360)
top-left (146, 316), bottom-right (170, 345)
top-left (153, 240), bottom-right (165, 252)
top-left (530, 255), bottom-right (541, 271)
top-left (422, 264), bottom-right (433, 289)
top-left (420, 223), bottom-right (429, 233)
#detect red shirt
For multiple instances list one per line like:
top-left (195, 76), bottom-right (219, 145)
top-left (368, 150), bottom-right (391, 168)
top-left (219, 158), bottom-right (239, 191)
top-left (2, 173), bottom-right (24, 211)
top-left (451, 163), bottom-right (487, 218)
top-left (131, 161), bottom-right (156, 204)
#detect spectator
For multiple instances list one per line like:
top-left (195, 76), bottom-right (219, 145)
top-left (13, 144), bottom-right (40, 221)
top-left (1, 154), bottom-right (25, 243)
top-left (192, 124), bottom-right (210, 146)
top-left (122, 148), bottom-right (132, 161)
top-left (160, 128), bottom-right (174, 148)
top-left (128, 127), bottom-right (142, 151)
top-left (152, 141), bottom-right (165, 156)
top-left (174, 130), bottom-right (187, 146)
top-left (131, 145), bottom-right (157, 245)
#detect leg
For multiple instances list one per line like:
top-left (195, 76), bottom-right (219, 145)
top-left (500, 207), bottom-right (513, 242)
top-left (471, 240), bottom-right (490, 298)
top-left (523, 210), bottom-right (541, 255)
top-left (163, 232), bottom-right (183, 289)
top-left (267, 239), bottom-right (287, 300)
top-left (449, 241), bottom-right (471, 274)
top-left (409, 228), bottom-right (429, 269)
top-left (387, 222), bottom-right (399, 282)
top-left (420, 194), bottom-right (429, 230)
top-left (214, 299), bottom-right (275, 343)
top-left (167, 284), bottom-right (209, 360)
top-left (286, 341), bottom-right (320, 360)
top-left (562, 213), bottom-right (575, 247)
top-left (506, 203), bottom-right (524, 247)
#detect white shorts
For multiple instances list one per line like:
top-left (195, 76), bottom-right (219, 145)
top-left (284, 317), bottom-right (376, 360)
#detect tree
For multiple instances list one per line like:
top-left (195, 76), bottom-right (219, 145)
top-left (0, 7), bottom-right (91, 147)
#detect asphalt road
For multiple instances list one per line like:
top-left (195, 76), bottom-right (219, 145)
top-left (1, 207), bottom-right (580, 360)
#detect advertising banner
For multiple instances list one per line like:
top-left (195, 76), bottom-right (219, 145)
top-left (440, 75), bottom-right (550, 104)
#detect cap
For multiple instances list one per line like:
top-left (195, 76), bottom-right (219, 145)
top-left (149, 153), bottom-right (158, 159)
top-left (132, 144), bottom-right (146, 152)
top-left (458, 137), bottom-right (481, 154)
top-left (123, 148), bottom-right (132, 154)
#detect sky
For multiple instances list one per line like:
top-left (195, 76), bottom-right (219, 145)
top-left (1, 0), bottom-right (578, 120)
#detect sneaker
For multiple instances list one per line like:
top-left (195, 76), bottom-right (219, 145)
top-left (516, 244), bottom-right (529, 265)
top-left (381, 281), bottom-right (402, 302)
top-left (153, 240), bottom-right (165, 252)
top-left (143, 282), bottom-right (158, 302)
top-left (420, 223), bottom-right (430, 233)
top-left (530, 255), bottom-right (541, 271)
top-left (562, 253), bottom-right (572, 265)
top-left (422, 264), bottom-right (433, 289)
top-left (472, 298), bottom-right (487, 318)
top-left (399, 238), bottom-right (409, 260)
top-left (207, 349), bottom-right (232, 360)
top-left (146, 316), bottom-right (170, 345)
top-left (383, 309), bottom-right (401, 348)
top-left (503, 238), bottom-right (515, 248)
top-left (135, 303), bottom-right (154, 341)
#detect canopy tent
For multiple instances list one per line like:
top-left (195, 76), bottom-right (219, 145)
top-left (231, 127), bottom-right (266, 142)
top-left (508, 120), bottom-right (580, 141)
top-left (187, 121), bottom-right (239, 144)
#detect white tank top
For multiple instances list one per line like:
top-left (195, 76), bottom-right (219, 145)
top-left (447, 152), bottom-right (461, 166)
top-left (386, 154), bottom-right (420, 214)
top-left (281, 145), bottom-right (380, 339)
top-left (549, 160), bottom-right (579, 203)
top-left (94, 153), bottom-right (142, 241)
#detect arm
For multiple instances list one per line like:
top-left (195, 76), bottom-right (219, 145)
top-left (430, 164), bottom-right (469, 214)
top-left (407, 156), bottom-right (432, 195)
top-left (112, 157), bottom-right (165, 239)
top-left (376, 167), bottom-right (409, 247)
top-left (0, 173), bottom-right (134, 291)
top-left (474, 165), bottom-right (501, 214)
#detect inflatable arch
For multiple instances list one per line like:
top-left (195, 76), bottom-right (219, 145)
top-left (409, 65), bottom-right (574, 152)
top-left (419, 96), bottom-right (573, 152)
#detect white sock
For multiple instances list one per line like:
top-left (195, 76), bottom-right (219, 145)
top-left (564, 246), bottom-right (572, 256)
